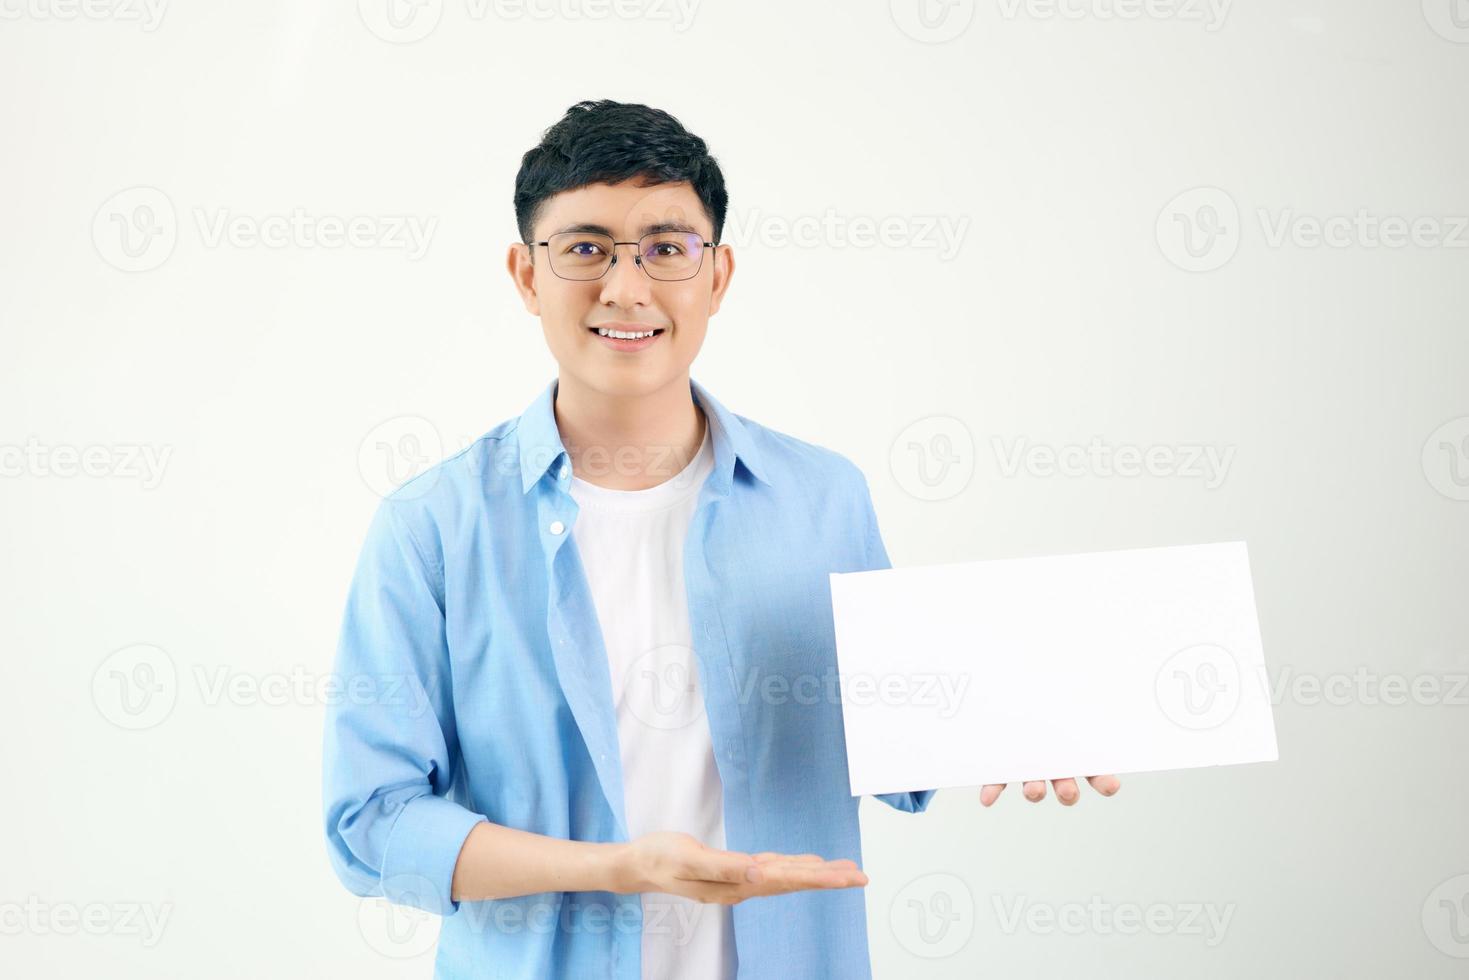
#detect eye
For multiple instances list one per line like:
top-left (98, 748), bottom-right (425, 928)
top-left (564, 240), bottom-right (607, 256)
top-left (647, 241), bottom-right (686, 258)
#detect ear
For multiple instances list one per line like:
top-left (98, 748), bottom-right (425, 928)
top-left (506, 242), bottom-right (540, 316)
top-left (707, 244), bottom-right (735, 317)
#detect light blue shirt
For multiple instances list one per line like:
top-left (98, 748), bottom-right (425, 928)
top-left (322, 376), bottom-right (936, 979)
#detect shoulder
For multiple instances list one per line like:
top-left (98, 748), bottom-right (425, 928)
top-left (386, 417), bottom-right (518, 501)
top-left (733, 412), bottom-right (885, 567)
top-left (736, 412), bottom-right (873, 498)
top-left (370, 416), bottom-right (521, 560)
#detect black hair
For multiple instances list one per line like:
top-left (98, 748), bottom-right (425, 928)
top-left (514, 100), bottom-right (728, 245)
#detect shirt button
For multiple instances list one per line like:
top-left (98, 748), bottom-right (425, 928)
top-left (549, 520), bottom-right (565, 535)
top-left (558, 465), bottom-right (570, 480)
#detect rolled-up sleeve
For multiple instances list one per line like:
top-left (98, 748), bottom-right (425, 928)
top-left (322, 498), bottom-right (486, 915)
top-left (855, 470), bottom-right (939, 815)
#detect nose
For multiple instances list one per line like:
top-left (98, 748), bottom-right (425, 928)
top-left (597, 243), bottom-right (654, 310)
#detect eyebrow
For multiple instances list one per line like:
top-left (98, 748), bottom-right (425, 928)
top-left (548, 220), bottom-right (705, 239)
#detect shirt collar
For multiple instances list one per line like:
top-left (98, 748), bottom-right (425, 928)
top-left (517, 375), bottom-right (772, 496)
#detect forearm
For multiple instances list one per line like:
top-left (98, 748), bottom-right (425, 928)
top-left (449, 820), bottom-right (634, 902)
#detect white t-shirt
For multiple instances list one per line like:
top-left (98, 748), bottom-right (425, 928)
top-left (567, 424), bottom-right (735, 980)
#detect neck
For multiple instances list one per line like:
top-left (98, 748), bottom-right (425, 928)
top-left (553, 372), bottom-right (707, 490)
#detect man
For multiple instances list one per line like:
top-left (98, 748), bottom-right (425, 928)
top-left (322, 99), bottom-right (1119, 979)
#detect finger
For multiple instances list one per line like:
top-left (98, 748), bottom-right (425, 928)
top-left (980, 783), bottom-right (1006, 807)
top-left (678, 849), bottom-right (759, 885)
top-left (756, 859), bottom-right (863, 878)
top-left (1023, 780), bottom-right (1047, 802)
top-left (746, 852), bottom-right (840, 887)
top-left (1052, 778), bottom-right (1080, 805)
top-left (751, 852), bottom-right (823, 864)
top-left (1086, 774), bottom-right (1122, 796)
top-left (686, 881), bottom-right (750, 905)
top-left (756, 870), bottom-right (868, 895)
top-left (693, 861), bottom-right (871, 904)
top-left (752, 861), bottom-right (868, 892)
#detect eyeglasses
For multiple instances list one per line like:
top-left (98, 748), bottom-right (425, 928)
top-left (531, 231), bottom-right (716, 282)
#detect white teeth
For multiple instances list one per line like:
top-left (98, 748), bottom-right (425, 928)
top-left (597, 328), bottom-right (658, 340)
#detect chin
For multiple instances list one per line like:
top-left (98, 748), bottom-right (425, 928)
top-left (564, 363), bottom-right (680, 400)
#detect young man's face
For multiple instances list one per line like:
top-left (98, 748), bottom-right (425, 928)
top-left (508, 179), bottom-right (734, 400)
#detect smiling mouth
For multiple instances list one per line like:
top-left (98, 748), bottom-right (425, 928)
top-left (588, 326), bottom-right (665, 339)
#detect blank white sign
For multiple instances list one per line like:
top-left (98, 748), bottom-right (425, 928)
top-left (829, 541), bottom-right (1279, 795)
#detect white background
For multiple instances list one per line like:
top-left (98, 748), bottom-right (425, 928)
top-left (1, 1), bottom-right (1466, 976)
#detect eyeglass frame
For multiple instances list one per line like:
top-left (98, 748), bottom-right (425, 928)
top-left (529, 231), bottom-right (719, 282)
